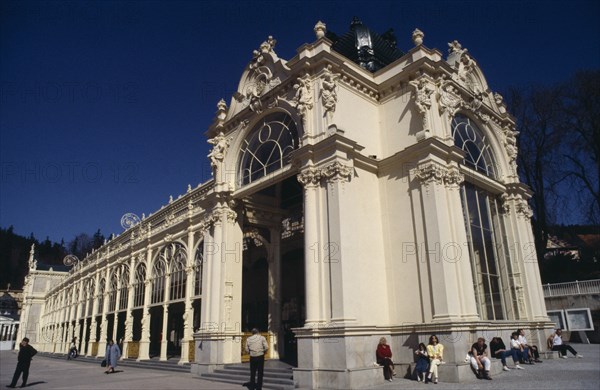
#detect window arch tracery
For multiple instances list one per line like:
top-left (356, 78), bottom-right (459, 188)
top-left (133, 263), bottom-right (146, 308)
top-left (239, 112), bottom-right (298, 185)
top-left (452, 114), bottom-right (498, 179)
top-left (452, 114), bottom-right (515, 320)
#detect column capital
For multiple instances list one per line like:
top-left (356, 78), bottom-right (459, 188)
top-left (297, 167), bottom-right (322, 188)
top-left (321, 161), bottom-right (353, 183)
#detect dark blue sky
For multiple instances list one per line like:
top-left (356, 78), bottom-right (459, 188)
top-left (1, 0), bottom-right (599, 243)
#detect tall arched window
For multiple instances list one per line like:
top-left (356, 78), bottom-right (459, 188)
top-left (118, 265), bottom-right (130, 310)
top-left (239, 112), bottom-right (298, 185)
top-left (169, 244), bottom-right (187, 301)
top-left (151, 258), bottom-right (167, 304)
top-left (108, 273), bottom-right (118, 312)
top-left (87, 278), bottom-right (96, 316)
top-left (193, 244), bottom-right (203, 296)
top-left (133, 263), bottom-right (146, 308)
top-left (452, 114), bottom-right (498, 178)
top-left (453, 114), bottom-right (514, 320)
top-left (92, 279), bottom-right (101, 316)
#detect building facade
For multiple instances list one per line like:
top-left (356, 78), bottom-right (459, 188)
top-left (18, 19), bottom-right (553, 388)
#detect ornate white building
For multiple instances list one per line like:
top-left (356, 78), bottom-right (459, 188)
top-left (18, 19), bottom-right (553, 388)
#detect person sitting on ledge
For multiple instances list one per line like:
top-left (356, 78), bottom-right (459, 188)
top-left (426, 335), bottom-right (444, 384)
top-left (470, 337), bottom-right (492, 380)
top-left (518, 328), bottom-right (542, 363)
top-left (490, 336), bottom-right (524, 371)
top-left (376, 337), bottom-right (395, 382)
top-left (552, 329), bottom-right (583, 359)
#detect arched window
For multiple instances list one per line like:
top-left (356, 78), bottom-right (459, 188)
top-left (97, 278), bottom-right (106, 313)
top-left (239, 112), bottom-right (298, 185)
top-left (194, 244), bottom-right (203, 296)
top-left (133, 263), bottom-right (146, 308)
top-left (452, 114), bottom-right (497, 178)
top-left (453, 114), bottom-right (514, 320)
top-left (87, 278), bottom-right (96, 316)
top-left (151, 258), bottom-right (167, 304)
top-left (168, 244), bottom-right (187, 301)
top-left (118, 265), bottom-right (130, 310)
top-left (108, 273), bottom-right (118, 312)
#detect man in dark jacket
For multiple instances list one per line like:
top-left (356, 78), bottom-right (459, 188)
top-left (8, 337), bottom-right (37, 388)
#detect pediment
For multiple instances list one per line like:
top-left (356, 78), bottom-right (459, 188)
top-left (224, 37), bottom-right (292, 122)
top-left (446, 40), bottom-right (507, 117)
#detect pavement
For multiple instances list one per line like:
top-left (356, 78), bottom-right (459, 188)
top-left (1, 343), bottom-right (599, 390)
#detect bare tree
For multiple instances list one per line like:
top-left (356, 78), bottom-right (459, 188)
top-left (559, 70), bottom-right (600, 224)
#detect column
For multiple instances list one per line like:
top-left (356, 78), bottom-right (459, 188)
top-left (159, 266), bottom-right (171, 361)
top-left (112, 269), bottom-right (122, 347)
top-left (122, 255), bottom-right (136, 358)
top-left (98, 267), bottom-right (111, 354)
top-left (138, 248), bottom-right (153, 360)
top-left (179, 229), bottom-right (195, 364)
top-left (268, 226), bottom-right (282, 359)
top-left (297, 167), bottom-right (324, 324)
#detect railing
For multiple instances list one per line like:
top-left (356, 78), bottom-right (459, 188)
top-left (543, 279), bottom-right (600, 297)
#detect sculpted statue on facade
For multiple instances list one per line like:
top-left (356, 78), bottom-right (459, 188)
top-left (207, 131), bottom-right (232, 171)
top-left (412, 28), bottom-right (424, 46)
top-left (320, 65), bottom-right (340, 116)
top-left (293, 73), bottom-right (313, 121)
top-left (409, 78), bottom-right (436, 135)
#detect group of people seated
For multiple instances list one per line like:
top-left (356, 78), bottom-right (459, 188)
top-left (377, 335), bottom-right (443, 384)
top-left (376, 328), bottom-right (583, 384)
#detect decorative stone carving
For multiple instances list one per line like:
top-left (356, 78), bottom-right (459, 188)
top-left (28, 244), bottom-right (37, 270)
top-left (415, 163), bottom-right (446, 186)
top-left (321, 161), bottom-right (353, 183)
top-left (437, 76), bottom-right (462, 116)
top-left (409, 77), bottom-right (436, 137)
top-left (314, 21), bottom-right (326, 39)
top-left (320, 65), bottom-right (340, 116)
top-left (500, 193), bottom-right (511, 214)
top-left (448, 40), bottom-right (466, 56)
top-left (444, 167), bottom-right (464, 188)
top-left (297, 167), bottom-right (322, 187)
top-left (207, 131), bottom-right (233, 171)
top-left (412, 28), bottom-right (424, 46)
top-left (494, 92), bottom-right (507, 114)
top-left (215, 99), bottom-right (228, 128)
top-left (293, 73), bottom-right (313, 122)
top-left (502, 125), bottom-right (519, 176)
top-left (516, 199), bottom-right (533, 219)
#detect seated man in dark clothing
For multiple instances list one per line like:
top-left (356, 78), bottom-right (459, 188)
top-left (469, 338), bottom-right (492, 380)
top-left (490, 337), bottom-right (524, 371)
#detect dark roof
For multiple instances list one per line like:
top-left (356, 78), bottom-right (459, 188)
top-left (325, 17), bottom-right (404, 72)
top-left (37, 263), bottom-right (70, 272)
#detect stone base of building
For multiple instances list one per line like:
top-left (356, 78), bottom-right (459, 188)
top-left (290, 320), bottom-right (555, 389)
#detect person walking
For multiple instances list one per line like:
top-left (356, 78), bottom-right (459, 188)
top-left (245, 328), bottom-right (268, 390)
top-left (7, 337), bottom-right (37, 388)
top-left (104, 339), bottom-right (121, 374)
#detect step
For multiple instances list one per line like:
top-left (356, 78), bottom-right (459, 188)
top-left (38, 352), bottom-right (190, 372)
top-left (200, 362), bottom-right (294, 390)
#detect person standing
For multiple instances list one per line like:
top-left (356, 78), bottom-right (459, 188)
top-left (8, 337), bottom-right (37, 388)
top-left (104, 339), bottom-right (121, 374)
top-left (245, 328), bottom-right (268, 390)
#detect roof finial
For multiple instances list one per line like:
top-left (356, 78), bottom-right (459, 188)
top-left (314, 21), bottom-right (327, 39)
top-left (412, 28), bottom-right (424, 46)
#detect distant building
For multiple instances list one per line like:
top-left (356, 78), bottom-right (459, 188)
top-left (19, 18), bottom-right (553, 387)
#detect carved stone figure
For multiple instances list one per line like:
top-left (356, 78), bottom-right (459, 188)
top-left (320, 65), bottom-right (340, 116)
top-left (412, 28), bottom-right (424, 46)
top-left (409, 78), bottom-right (436, 133)
top-left (293, 73), bottom-right (313, 121)
top-left (207, 131), bottom-right (232, 170)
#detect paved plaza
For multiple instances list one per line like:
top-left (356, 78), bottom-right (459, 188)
top-left (1, 343), bottom-right (598, 389)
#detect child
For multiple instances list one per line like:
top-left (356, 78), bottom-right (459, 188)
top-left (415, 343), bottom-right (429, 382)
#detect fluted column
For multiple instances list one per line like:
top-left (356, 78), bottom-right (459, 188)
top-left (159, 271), bottom-right (171, 361)
top-left (268, 226), bottom-right (282, 359)
top-left (138, 248), bottom-right (153, 360)
top-left (122, 255), bottom-right (136, 358)
top-left (179, 229), bottom-right (195, 364)
top-left (98, 267), bottom-right (111, 354)
top-left (297, 167), bottom-right (324, 324)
